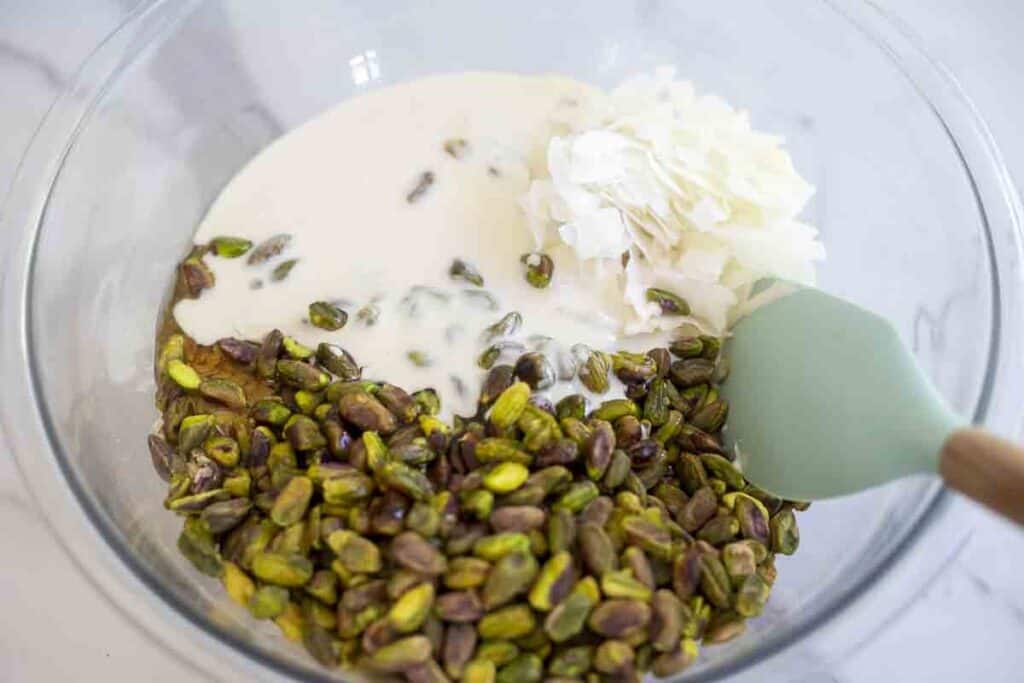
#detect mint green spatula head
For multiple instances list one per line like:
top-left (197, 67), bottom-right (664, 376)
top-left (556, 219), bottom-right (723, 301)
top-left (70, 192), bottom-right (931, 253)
top-left (720, 287), bottom-right (964, 501)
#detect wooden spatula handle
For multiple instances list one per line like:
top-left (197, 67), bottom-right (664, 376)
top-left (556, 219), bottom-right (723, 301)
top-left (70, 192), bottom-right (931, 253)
top-left (940, 428), bottom-right (1024, 525)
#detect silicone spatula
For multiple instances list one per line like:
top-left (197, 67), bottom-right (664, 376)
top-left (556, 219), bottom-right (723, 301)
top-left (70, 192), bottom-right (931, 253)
top-left (719, 286), bottom-right (1024, 524)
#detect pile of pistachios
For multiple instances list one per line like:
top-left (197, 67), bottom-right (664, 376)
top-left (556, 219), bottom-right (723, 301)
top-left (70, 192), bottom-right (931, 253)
top-left (151, 252), bottom-right (803, 683)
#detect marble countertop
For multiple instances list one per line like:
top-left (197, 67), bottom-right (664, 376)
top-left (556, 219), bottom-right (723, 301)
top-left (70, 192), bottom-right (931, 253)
top-left (2, 1), bottom-right (1023, 681)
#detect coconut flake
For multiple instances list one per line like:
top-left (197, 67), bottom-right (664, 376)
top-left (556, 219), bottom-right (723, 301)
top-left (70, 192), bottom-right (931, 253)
top-left (521, 68), bottom-right (824, 336)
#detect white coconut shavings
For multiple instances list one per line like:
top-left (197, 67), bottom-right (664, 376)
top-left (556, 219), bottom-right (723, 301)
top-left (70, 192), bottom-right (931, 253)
top-left (522, 67), bottom-right (825, 336)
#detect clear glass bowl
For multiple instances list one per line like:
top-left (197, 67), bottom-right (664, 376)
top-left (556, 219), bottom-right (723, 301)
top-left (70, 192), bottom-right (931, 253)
top-left (2, 1), bottom-right (1022, 680)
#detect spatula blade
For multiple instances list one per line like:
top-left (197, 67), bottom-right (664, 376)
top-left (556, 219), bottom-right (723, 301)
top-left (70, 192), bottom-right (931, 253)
top-left (719, 287), bottom-right (961, 501)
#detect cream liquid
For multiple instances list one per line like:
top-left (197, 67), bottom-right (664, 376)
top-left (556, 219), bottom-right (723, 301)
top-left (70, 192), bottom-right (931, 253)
top-left (175, 72), bottom-right (656, 416)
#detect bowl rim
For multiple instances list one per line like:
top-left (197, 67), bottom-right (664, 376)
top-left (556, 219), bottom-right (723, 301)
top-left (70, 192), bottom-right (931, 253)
top-left (2, 0), bottom-right (1022, 680)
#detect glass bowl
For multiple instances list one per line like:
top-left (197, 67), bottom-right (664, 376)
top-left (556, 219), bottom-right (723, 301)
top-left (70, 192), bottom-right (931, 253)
top-left (2, 1), bottom-right (1022, 680)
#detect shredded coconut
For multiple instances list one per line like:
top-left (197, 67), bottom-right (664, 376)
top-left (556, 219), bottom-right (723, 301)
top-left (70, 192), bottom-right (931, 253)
top-left (522, 67), bottom-right (825, 336)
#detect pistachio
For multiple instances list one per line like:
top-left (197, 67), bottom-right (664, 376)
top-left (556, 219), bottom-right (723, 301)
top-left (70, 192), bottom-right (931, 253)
top-left (588, 599), bottom-right (651, 639)
top-left (704, 610), bottom-right (746, 644)
top-left (392, 531), bottom-right (447, 575)
top-left (281, 337), bottom-right (313, 360)
top-left (697, 515), bottom-right (740, 546)
top-left (489, 381), bottom-right (531, 430)
top-left (482, 552), bottom-right (539, 609)
top-left (462, 659), bottom-right (497, 683)
top-left (221, 561), bottom-right (256, 607)
top-left (251, 551), bottom-right (313, 587)
top-left (277, 359), bottom-right (329, 391)
top-left (383, 582), bottom-right (434, 633)
top-left (579, 522), bottom-right (617, 576)
top-left (496, 652), bottom-right (543, 683)
top-left (621, 516), bottom-right (673, 559)
top-left (610, 413), bottom-right (643, 450)
top-left (246, 234), bottom-right (291, 265)
top-left (573, 346), bottom-right (611, 394)
top-left (148, 434), bottom-right (179, 482)
top-left (680, 486), bottom-right (718, 532)
top-left (446, 522), bottom-right (487, 557)
top-left (528, 551), bottom-right (574, 611)
top-left (601, 569), bottom-right (653, 601)
top-left (450, 258), bottom-right (485, 286)
top-left (367, 635), bottom-right (433, 672)
top-left (168, 487), bottom-right (230, 513)
top-left (758, 556), bottom-right (778, 586)
top-left (177, 517), bottom-right (223, 576)
top-left (443, 557), bottom-right (490, 590)
top-left (671, 546), bottom-right (703, 600)
top-left (321, 468), bottom-right (374, 505)
top-left (479, 365), bottom-right (515, 407)
top-left (202, 498), bottom-right (253, 534)
top-left (520, 252), bottom-right (553, 289)
top-left (511, 352), bottom-right (555, 391)
top-left (645, 287), bottom-right (690, 315)
top-left (284, 415), bottom-right (327, 451)
top-left (157, 334), bottom-right (185, 378)
top-left (338, 390), bottom-right (397, 434)
top-left (691, 399), bottom-right (729, 433)
top-left (255, 329), bottom-right (284, 379)
top-left (603, 449), bottom-right (632, 490)
top-left (198, 377), bottom-right (247, 410)
top-left (611, 351), bottom-right (658, 385)
top-left (472, 439), bottom-right (527, 467)
top-left (770, 506), bottom-right (800, 555)
top-left (479, 313), bottom-right (521, 344)
top-left (407, 391), bottom-right (441, 421)
top-left (642, 379), bottom-right (672, 427)
top-left (482, 462), bottom-right (529, 493)
top-left (378, 461), bottom-right (434, 502)
top-left (433, 589), bottom-right (485, 623)
top-left (181, 257), bottom-right (215, 297)
top-left (167, 359), bottom-right (201, 390)
top-left (488, 506), bottom-right (545, 534)
top-left (547, 645), bottom-right (593, 677)
top-left (735, 495), bottom-right (771, 546)
top-left (579, 496), bottom-right (614, 528)
top-left (552, 480), bottom-right (599, 513)
top-left (649, 589), bottom-right (684, 652)
top-left (442, 622), bottom-right (477, 678)
top-left (654, 409), bottom-right (683, 444)
top-left (270, 258), bottom-right (298, 282)
top-left (308, 301), bottom-right (348, 331)
top-left (584, 419), bottom-right (615, 481)
top-left (670, 358), bottom-right (715, 388)
top-left (547, 508), bottom-right (576, 556)
top-left (250, 398), bottom-right (291, 427)
top-left (249, 584), bottom-right (290, 619)
top-left (327, 530), bottom-right (382, 574)
top-left (473, 532), bottom-right (531, 561)
top-left (478, 605), bottom-right (536, 640)
top-left (474, 642), bottom-right (519, 667)
top-left (594, 639), bottom-right (635, 674)
top-left (377, 383), bottom-right (419, 424)
top-left (312, 346), bottom-right (359, 383)
top-left (735, 572), bottom-right (770, 618)
top-left (698, 553), bottom-right (732, 609)
top-left (651, 639), bottom-right (699, 677)
top-left (543, 590), bottom-right (594, 643)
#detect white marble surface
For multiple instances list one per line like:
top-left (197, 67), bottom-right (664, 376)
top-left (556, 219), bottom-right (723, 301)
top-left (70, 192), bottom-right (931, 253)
top-left (1, 1), bottom-right (1023, 681)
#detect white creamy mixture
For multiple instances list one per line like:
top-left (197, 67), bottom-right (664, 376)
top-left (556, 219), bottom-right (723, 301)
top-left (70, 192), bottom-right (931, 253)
top-left (175, 71), bottom-right (821, 416)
